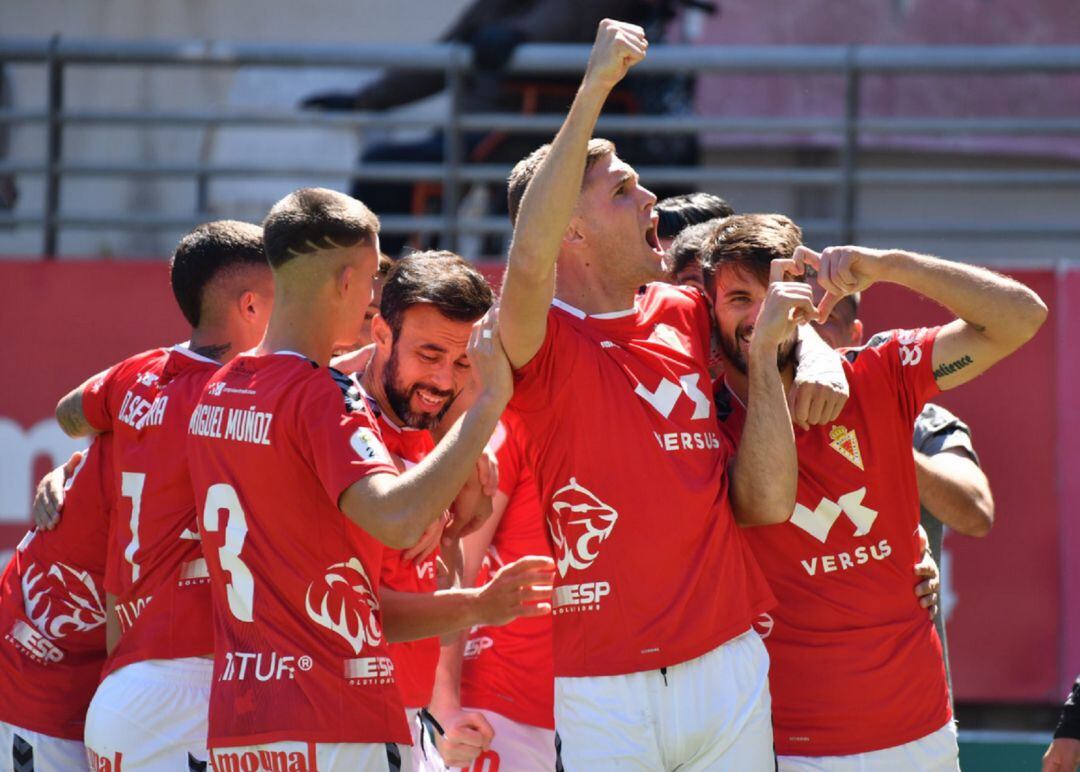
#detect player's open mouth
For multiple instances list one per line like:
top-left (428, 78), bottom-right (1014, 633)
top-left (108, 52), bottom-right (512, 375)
top-left (415, 389), bottom-right (446, 409)
top-left (644, 219), bottom-right (663, 256)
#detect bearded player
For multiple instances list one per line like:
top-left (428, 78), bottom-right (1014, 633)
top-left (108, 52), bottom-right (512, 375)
top-left (186, 188), bottom-right (512, 770)
top-left (52, 220), bottom-right (273, 770)
top-left (350, 251), bottom-right (555, 770)
top-left (705, 213), bottom-right (1046, 770)
top-left (496, 19), bottom-right (854, 769)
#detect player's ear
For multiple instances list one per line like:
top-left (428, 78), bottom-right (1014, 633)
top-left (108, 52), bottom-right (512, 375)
top-left (238, 290), bottom-right (257, 322)
top-left (371, 314), bottom-right (392, 354)
top-left (851, 319), bottom-right (864, 347)
top-left (564, 214), bottom-right (586, 247)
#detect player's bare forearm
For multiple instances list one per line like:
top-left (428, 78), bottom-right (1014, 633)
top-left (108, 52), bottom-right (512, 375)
top-left (914, 449), bottom-right (994, 537)
top-left (501, 20), bottom-right (646, 369)
top-left (341, 394), bottom-right (506, 549)
top-left (55, 384), bottom-right (98, 438)
top-left (731, 341), bottom-right (797, 526)
top-left (105, 593), bottom-right (120, 655)
top-left (501, 84), bottom-right (609, 369)
top-left (879, 251), bottom-right (1047, 389)
top-left (381, 588), bottom-right (478, 643)
top-left (461, 491), bottom-right (509, 587)
top-left (427, 632), bottom-right (468, 730)
top-left (790, 324), bottom-right (849, 427)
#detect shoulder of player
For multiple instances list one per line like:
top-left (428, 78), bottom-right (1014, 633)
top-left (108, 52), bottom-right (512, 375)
top-left (642, 281), bottom-right (702, 312)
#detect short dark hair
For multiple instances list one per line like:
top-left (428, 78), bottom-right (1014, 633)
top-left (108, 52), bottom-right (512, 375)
top-left (170, 220), bottom-right (266, 327)
top-left (667, 219), bottom-right (720, 280)
top-left (262, 187), bottom-right (379, 269)
top-left (380, 251), bottom-right (494, 337)
top-left (656, 192), bottom-right (734, 241)
top-left (699, 213), bottom-right (803, 288)
top-left (376, 252), bottom-right (393, 278)
top-left (507, 138), bottom-right (615, 225)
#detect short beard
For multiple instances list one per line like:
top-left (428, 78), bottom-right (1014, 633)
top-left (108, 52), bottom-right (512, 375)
top-left (718, 323), bottom-right (799, 376)
top-left (382, 345), bottom-right (458, 431)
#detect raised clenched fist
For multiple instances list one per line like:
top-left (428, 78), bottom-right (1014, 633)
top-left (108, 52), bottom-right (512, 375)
top-left (584, 19), bottom-right (648, 92)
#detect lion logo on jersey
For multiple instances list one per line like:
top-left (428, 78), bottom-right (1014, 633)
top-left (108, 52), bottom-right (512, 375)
top-left (548, 478), bottom-right (619, 578)
top-left (22, 561), bottom-right (107, 640)
top-left (305, 558), bottom-right (383, 655)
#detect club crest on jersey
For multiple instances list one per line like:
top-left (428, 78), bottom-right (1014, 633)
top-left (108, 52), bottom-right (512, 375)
top-left (22, 560), bottom-right (106, 640)
top-left (828, 425), bottom-right (864, 470)
top-left (305, 558), bottom-right (383, 655)
top-left (548, 478), bottom-right (618, 578)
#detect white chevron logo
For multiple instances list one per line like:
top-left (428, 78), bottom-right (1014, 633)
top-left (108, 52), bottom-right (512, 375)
top-left (790, 487), bottom-right (878, 543)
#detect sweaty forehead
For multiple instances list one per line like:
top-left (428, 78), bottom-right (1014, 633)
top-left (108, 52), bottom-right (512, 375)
top-left (396, 304), bottom-right (474, 351)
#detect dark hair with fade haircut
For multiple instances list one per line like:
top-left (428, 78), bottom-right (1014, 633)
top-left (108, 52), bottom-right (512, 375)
top-left (170, 219), bottom-right (266, 328)
top-left (699, 213), bottom-right (803, 288)
top-left (656, 192), bottom-right (734, 241)
top-left (507, 138), bottom-right (615, 226)
top-left (666, 219), bottom-right (720, 280)
top-left (262, 187), bottom-right (379, 269)
top-left (380, 250), bottom-right (494, 338)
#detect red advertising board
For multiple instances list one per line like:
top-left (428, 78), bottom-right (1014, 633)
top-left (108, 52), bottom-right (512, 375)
top-left (0, 259), bottom-right (1073, 702)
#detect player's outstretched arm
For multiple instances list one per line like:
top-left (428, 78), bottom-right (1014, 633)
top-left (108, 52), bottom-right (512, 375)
top-left (802, 246), bottom-right (1048, 390)
top-left (500, 19), bottom-right (646, 369)
top-left (730, 262), bottom-right (806, 526)
top-left (340, 313), bottom-right (512, 549)
top-left (55, 375), bottom-right (103, 438)
top-left (381, 556), bottom-right (554, 643)
top-left (914, 448), bottom-right (994, 537)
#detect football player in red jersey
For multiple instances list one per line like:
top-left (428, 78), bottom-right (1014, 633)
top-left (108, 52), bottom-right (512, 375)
top-left (186, 189), bottom-right (513, 771)
top-left (704, 213), bottom-right (1046, 770)
top-left (345, 251), bottom-right (555, 770)
top-left (496, 19), bottom-right (846, 770)
top-left (53, 220), bottom-right (274, 771)
top-left (0, 441), bottom-right (112, 768)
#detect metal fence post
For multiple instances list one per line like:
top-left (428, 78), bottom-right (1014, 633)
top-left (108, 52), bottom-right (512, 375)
top-left (839, 45), bottom-right (861, 245)
top-left (442, 47), bottom-right (464, 252)
top-left (44, 34), bottom-right (64, 258)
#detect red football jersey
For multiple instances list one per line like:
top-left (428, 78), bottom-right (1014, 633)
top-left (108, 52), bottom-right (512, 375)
top-left (370, 402), bottom-right (441, 710)
top-left (460, 413), bottom-right (554, 729)
top-left (715, 327), bottom-right (951, 757)
top-left (82, 345), bottom-right (218, 676)
top-left (186, 353), bottom-right (410, 747)
top-left (508, 284), bottom-right (775, 677)
top-left (0, 434), bottom-right (112, 740)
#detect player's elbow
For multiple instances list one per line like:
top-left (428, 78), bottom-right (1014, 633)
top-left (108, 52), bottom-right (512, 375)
top-left (1001, 288), bottom-right (1049, 347)
top-left (958, 491), bottom-right (995, 538)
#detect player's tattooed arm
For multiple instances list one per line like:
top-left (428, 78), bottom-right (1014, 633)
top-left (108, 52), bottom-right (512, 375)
top-left (789, 324), bottom-right (849, 429)
top-left (55, 378), bottom-right (100, 438)
top-left (500, 19), bottom-right (646, 369)
top-left (799, 245), bottom-right (1047, 391)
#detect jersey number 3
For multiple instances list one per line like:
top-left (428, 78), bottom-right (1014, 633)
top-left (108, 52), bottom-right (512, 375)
top-left (202, 483), bottom-right (256, 622)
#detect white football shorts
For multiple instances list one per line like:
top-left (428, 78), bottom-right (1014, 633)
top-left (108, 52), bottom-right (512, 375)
top-left (0, 721), bottom-right (85, 771)
top-left (554, 629), bottom-right (774, 771)
top-left (777, 720), bottom-right (959, 772)
top-left (83, 657), bottom-right (212, 771)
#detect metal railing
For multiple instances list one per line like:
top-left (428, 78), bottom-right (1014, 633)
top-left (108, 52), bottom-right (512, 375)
top-left (2, 37), bottom-right (1080, 256)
